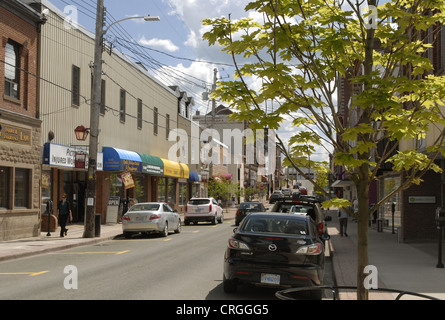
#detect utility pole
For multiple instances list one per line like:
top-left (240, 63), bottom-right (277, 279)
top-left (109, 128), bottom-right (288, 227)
top-left (209, 68), bottom-right (218, 180)
top-left (84, 0), bottom-right (105, 238)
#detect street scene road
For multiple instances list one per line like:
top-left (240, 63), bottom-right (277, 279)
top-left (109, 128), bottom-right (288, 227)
top-left (0, 219), bottom-right (334, 300)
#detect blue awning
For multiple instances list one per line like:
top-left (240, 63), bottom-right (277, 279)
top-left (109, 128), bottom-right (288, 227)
top-left (188, 170), bottom-right (200, 182)
top-left (103, 147), bottom-right (142, 172)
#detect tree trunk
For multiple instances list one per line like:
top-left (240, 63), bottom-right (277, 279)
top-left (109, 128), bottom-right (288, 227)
top-left (356, 165), bottom-right (370, 300)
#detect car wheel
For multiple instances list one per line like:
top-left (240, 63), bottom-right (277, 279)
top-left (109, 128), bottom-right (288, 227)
top-left (161, 223), bottom-right (168, 237)
top-left (223, 274), bottom-right (237, 293)
top-left (174, 220), bottom-right (181, 233)
top-left (212, 215), bottom-right (217, 225)
top-left (123, 232), bottom-right (132, 239)
top-left (309, 287), bottom-right (323, 300)
top-left (184, 220), bottom-right (190, 226)
top-left (219, 214), bottom-right (224, 224)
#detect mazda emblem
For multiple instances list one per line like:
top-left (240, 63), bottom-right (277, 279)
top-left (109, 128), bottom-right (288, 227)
top-left (268, 244), bottom-right (277, 251)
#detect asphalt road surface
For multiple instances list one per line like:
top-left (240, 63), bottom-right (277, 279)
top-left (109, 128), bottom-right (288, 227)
top-left (0, 220), bottom-right (334, 300)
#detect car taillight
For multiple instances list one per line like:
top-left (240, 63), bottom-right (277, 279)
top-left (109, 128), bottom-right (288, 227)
top-left (317, 223), bottom-right (324, 235)
top-left (122, 215), bottom-right (130, 221)
top-left (209, 204), bottom-right (212, 212)
top-left (185, 205), bottom-right (187, 213)
top-left (150, 214), bottom-right (161, 220)
top-left (296, 243), bottom-right (322, 255)
top-left (236, 210), bottom-right (240, 216)
top-left (228, 237), bottom-right (250, 250)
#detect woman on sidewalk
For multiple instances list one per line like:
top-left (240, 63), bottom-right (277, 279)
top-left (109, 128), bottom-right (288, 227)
top-left (58, 194), bottom-right (72, 237)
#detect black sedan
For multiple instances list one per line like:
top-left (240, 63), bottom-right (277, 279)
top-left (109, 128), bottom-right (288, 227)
top-left (223, 212), bottom-right (329, 299)
top-left (235, 202), bottom-right (267, 226)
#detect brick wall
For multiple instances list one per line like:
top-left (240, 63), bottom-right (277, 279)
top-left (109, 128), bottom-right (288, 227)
top-left (0, 5), bottom-right (39, 117)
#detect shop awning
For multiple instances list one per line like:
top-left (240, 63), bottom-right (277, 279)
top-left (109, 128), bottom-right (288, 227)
top-left (138, 153), bottom-right (164, 175)
top-left (188, 170), bottom-right (200, 182)
top-left (161, 158), bottom-right (189, 178)
top-left (103, 147), bottom-right (142, 172)
top-left (331, 179), bottom-right (354, 188)
top-left (214, 173), bottom-right (232, 180)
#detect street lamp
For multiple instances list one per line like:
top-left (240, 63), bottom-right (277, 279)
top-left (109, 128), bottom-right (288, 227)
top-left (74, 125), bottom-right (90, 141)
top-left (84, 0), bottom-right (159, 238)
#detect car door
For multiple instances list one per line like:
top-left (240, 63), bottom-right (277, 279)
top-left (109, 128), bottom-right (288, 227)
top-left (213, 198), bottom-right (221, 218)
top-left (163, 204), bottom-right (173, 229)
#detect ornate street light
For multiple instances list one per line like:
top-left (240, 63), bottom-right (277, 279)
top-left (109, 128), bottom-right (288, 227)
top-left (74, 125), bottom-right (90, 141)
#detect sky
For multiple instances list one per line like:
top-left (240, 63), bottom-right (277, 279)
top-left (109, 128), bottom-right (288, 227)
top-left (45, 0), bottom-right (330, 163)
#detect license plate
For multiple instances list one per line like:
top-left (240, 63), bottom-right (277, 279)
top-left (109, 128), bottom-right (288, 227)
top-left (135, 216), bottom-right (145, 221)
top-left (261, 273), bottom-right (280, 285)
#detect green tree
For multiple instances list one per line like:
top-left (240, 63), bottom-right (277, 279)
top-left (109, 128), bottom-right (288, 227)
top-left (203, 0), bottom-right (445, 299)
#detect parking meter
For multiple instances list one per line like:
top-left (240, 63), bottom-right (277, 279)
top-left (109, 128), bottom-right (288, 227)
top-left (435, 207), bottom-right (445, 227)
top-left (435, 207), bottom-right (445, 268)
top-left (46, 200), bottom-right (53, 236)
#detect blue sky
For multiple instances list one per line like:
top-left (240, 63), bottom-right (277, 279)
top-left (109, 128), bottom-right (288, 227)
top-left (47, 0), bottom-right (252, 115)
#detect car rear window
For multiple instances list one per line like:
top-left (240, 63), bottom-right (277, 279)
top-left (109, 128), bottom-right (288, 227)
top-left (131, 204), bottom-right (159, 211)
top-left (239, 203), bottom-right (262, 210)
top-left (188, 199), bottom-right (211, 205)
top-left (241, 216), bottom-right (308, 236)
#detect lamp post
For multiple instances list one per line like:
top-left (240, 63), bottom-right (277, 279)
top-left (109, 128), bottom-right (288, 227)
top-left (84, 0), bottom-right (159, 238)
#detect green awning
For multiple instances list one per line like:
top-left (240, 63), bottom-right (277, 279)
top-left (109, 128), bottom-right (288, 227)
top-left (138, 153), bottom-right (164, 175)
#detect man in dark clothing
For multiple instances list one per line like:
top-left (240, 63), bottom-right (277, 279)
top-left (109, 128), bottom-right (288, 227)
top-left (58, 193), bottom-right (72, 237)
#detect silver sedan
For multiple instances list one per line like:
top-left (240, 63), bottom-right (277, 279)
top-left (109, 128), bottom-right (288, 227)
top-left (122, 202), bottom-right (181, 238)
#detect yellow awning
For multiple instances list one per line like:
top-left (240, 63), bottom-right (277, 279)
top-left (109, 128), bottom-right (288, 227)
top-left (161, 158), bottom-right (189, 179)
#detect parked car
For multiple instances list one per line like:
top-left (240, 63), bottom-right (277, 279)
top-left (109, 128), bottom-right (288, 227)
top-left (185, 197), bottom-right (223, 225)
top-left (235, 201), bottom-right (267, 226)
top-left (223, 212), bottom-right (330, 299)
top-left (270, 197), bottom-right (327, 236)
top-left (269, 191), bottom-right (283, 204)
top-left (281, 188), bottom-right (292, 198)
top-left (122, 202), bottom-right (181, 238)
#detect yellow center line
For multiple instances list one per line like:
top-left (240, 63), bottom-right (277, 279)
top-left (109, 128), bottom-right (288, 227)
top-left (48, 250), bottom-right (129, 255)
top-left (0, 271), bottom-right (50, 277)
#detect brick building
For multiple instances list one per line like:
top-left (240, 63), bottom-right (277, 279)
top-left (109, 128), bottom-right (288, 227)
top-left (0, 0), bottom-right (44, 240)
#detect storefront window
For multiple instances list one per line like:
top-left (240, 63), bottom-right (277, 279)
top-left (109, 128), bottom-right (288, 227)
top-left (0, 167), bottom-right (10, 209)
top-left (14, 168), bottom-right (30, 208)
top-left (380, 175), bottom-right (401, 228)
top-left (167, 178), bottom-right (176, 205)
top-left (109, 173), bottom-right (124, 197)
top-left (158, 178), bottom-right (166, 202)
top-left (179, 182), bottom-right (187, 206)
top-left (134, 174), bottom-right (146, 203)
top-left (41, 170), bottom-right (52, 204)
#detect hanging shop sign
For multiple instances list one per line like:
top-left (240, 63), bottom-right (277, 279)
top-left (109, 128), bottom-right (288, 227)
top-left (121, 171), bottom-right (135, 189)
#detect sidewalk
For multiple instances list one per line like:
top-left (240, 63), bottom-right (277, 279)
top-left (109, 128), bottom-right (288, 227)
top-left (327, 211), bottom-right (445, 300)
top-left (0, 206), bottom-right (238, 263)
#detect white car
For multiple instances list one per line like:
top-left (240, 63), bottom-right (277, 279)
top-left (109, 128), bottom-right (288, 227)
top-left (122, 202), bottom-right (181, 238)
top-left (185, 197), bottom-right (223, 225)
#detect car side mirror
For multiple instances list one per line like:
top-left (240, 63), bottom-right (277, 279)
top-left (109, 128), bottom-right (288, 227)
top-left (233, 227), bottom-right (238, 233)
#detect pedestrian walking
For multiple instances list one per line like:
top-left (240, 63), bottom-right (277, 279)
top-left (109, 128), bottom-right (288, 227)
top-left (338, 208), bottom-right (348, 237)
top-left (58, 193), bottom-right (72, 237)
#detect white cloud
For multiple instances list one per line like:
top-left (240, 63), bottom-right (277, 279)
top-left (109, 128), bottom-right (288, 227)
top-left (139, 36), bottom-right (179, 52)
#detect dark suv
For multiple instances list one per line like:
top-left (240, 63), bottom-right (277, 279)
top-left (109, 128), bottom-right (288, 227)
top-left (270, 196), bottom-right (328, 236)
top-left (235, 201), bottom-right (267, 226)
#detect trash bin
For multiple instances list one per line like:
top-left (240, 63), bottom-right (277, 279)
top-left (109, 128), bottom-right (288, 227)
top-left (377, 219), bottom-right (383, 232)
top-left (95, 214), bottom-right (101, 237)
